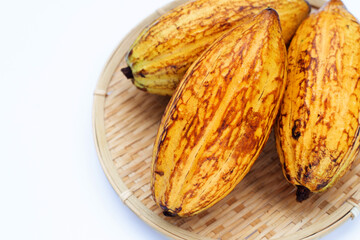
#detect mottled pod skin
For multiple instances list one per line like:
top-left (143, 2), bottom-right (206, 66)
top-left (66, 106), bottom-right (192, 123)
top-left (151, 9), bottom-right (287, 217)
top-left (124, 0), bottom-right (309, 96)
top-left (275, 0), bottom-right (360, 201)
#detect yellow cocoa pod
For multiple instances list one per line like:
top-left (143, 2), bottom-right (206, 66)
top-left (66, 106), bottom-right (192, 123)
top-left (275, 0), bottom-right (360, 201)
top-left (122, 0), bottom-right (309, 95)
top-left (152, 9), bottom-right (287, 217)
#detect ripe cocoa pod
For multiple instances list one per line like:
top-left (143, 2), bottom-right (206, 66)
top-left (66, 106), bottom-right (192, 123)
top-left (152, 9), bottom-right (287, 217)
top-left (275, 0), bottom-right (360, 201)
top-left (123, 0), bottom-right (309, 95)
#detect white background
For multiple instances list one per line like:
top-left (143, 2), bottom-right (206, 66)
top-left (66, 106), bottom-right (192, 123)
top-left (1, 0), bottom-right (360, 239)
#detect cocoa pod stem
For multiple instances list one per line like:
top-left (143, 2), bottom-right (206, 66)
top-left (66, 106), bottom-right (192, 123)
top-left (296, 185), bottom-right (310, 202)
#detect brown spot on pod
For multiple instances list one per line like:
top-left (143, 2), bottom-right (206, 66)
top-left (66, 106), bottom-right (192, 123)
top-left (155, 170), bottom-right (164, 176)
top-left (128, 49), bottom-right (133, 57)
top-left (292, 119), bottom-right (301, 140)
top-left (303, 166), bottom-right (312, 183)
top-left (136, 85), bottom-right (148, 92)
top-left (316, 180), bottom-right (330, 191)
top-left (283, 162), bottom-right (292, 181)
top-left (139, 70), bottom-right (146, 78)
top-left (297, 167), bottom-right (303, 180)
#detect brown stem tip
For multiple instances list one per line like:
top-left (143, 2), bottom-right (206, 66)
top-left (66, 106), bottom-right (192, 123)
top-left (162, 210), bottom-right (178, 217)
top-left (121, 66), bottom-right (134, 79)
top-left (160, 204), bottom-right (179, 217)
top-left (296, 185), bottom-right (311, 202)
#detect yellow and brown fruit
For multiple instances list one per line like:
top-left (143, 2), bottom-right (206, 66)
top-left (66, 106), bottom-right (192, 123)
top-left (151, 9), bottom-right (287, 217)
top-left (122, 0), bottom-right (309, 95)
top-left (275, 0), bottom-right (360, 201)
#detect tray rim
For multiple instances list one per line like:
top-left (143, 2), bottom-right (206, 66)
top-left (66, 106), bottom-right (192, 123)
top-left (92, 0), bottom-right (358, 239)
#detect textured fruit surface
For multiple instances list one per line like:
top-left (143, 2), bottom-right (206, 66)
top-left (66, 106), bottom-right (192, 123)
top-left (125, 0), bottom-right (308, 95)
top-left (151, 9), bottom-right (287, 217)
top-left (275, 0), bottom-right (360, 198)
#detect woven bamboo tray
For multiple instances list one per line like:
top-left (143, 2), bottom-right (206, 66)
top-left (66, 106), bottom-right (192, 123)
top-left (92, 0), bottom-right (360, 239)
